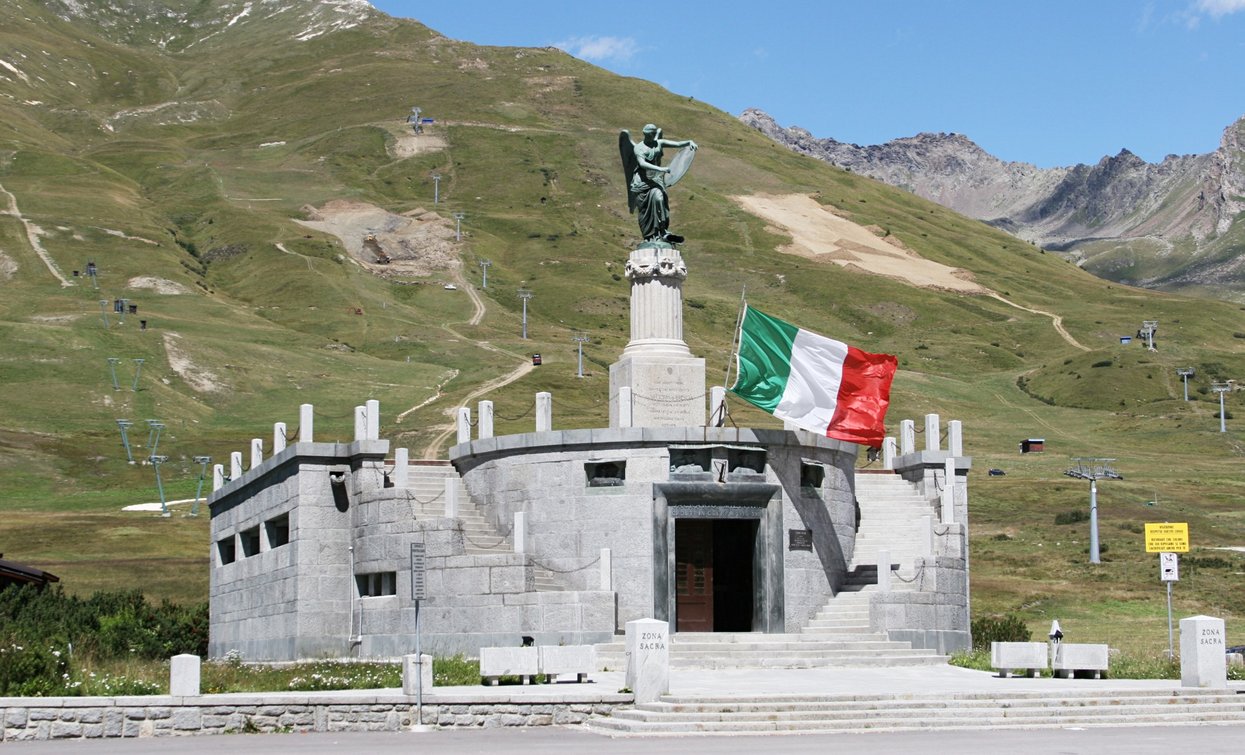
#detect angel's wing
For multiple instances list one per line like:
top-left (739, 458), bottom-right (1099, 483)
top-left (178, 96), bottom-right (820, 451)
top-left (618, 129), bottom-right (639, 214)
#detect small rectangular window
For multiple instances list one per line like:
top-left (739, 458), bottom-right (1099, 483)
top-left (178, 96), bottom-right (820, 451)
top-left (729, 449), bottom-right (766, 475)
top-left (356, 571), bottom-right (397, 597)
top-left (801, 462), bottom-right (826, 489)
top-left (240, 526), bottom-right (261, 557)
top-left (217, 537), bottom-right (236, 565)
top-left (265, 514), bottom-right (290, 549)
top-left (586, 460), bottom-right (625, 487)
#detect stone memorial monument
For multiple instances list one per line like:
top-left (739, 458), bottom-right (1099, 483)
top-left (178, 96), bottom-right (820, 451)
top-left (1180, 614), bottom-right (1227, 688)
top-left (610, 124), bottom-right (705, 427)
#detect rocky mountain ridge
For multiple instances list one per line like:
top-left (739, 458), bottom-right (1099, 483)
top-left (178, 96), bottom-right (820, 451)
top-left (740, 108), bottom-right (1245, 297)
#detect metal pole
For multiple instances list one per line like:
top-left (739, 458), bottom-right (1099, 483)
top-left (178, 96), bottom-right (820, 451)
top-left (573, 332), bottom-right (589, 378)
top-left (432, 174), bottom-right (440, 205)
top-left (1219, 391), bottom-right (1227, 433)
top-left (453, 212), bottom-right (464, 241)
top-left (107, 358), bottom-right (121, 391)
top-left (192, 456), bottom-right (211, 517)
top-left (415, 600), bottom-right (423, 726)
top-left (99, 300), bottom-right (110, 328)
top-left (131, 358), bottom-right (145, 391)
top-left (518, 289), bottom-right (532, 339)
top-left (1089, 478), bottom-right (1100, 564)
top-left (1166, 581), bottom-right (1174, 658)
top-left (151, 456), bottom-right (169, 516)
top-left (116, 420), bottom-right (134, 463)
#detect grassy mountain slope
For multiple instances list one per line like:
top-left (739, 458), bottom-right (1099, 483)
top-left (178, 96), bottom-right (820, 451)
top-left (2, 0), bottom-right (1244, 648)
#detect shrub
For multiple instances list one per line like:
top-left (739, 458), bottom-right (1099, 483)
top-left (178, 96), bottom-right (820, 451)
top-left (971, 614), bottom-right (1031, 650)
top-left (0, 641), bottom-right (71, 696)
top-left (1054, 509), bottom-right (1089, 525)
top-left (1091, 359), bottom-right (1113, 368)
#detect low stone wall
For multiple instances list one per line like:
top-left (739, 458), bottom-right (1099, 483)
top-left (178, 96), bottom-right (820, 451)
top-left (0, 692), bottom-right (628, 741)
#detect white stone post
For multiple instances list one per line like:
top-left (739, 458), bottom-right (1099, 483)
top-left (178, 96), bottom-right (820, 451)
top-left (900, 420), bottom-right (915, 455)
top-left (366, 399), bottom-right (380, 440)
top-left (250, 438), bottom-right (263, 470)
top-left (456, 407), bottom-right (472, 444)
top-left (479, 400), bottom-right (494, 439)
top-left (353, 405), bottom-right (366, 442)
top-left (877, 549), bottom-right (891, 592)
top-left (212, 464), bottom-right (224, 491)
top-left (919, 515), bottom-right (934, 557)
top-left (535, 392), bottom-right (552, 432)
top-left (617, 387), bottom-right (633, 429)
top-left (925, 413), bottom-right (941, 452)
top-left (709, 386), bottom-right (726, 427)
top-left (882, 437), bottom-right (897, 470)
top-left (169, 654), bottom-right (201, 697)
top-left (273, 422), bottom-right (287, 454)
top-left (941, 457), bottom-right (956, 524)
top-left (513, 511), bottom-right (527, 554)
top-left (444, 478), bottom-right (458, 518)
top-left (402, 653), bottom-right (433, 695)
top-left (948, 420), bottom-right (963, 457)
top-left (393, 448), bottom-right (409, 488)
top-left (625, 618), bottom-right (670, 704)
top-left (1181, 615), bottom-right (1227, 688)
top-left (299, 403), bottom-right (314, 442)
top-left (600, 548), bottom-right (612, 591)
top-left (230, 451), bottom-right (242, 480)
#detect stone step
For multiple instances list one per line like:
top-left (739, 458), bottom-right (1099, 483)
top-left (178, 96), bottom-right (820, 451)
top-left (585, 691), bottom-right (1245, 734)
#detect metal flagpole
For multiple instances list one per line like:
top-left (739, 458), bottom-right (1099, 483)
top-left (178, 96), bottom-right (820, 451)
top-left (716, 288), bottom-right (748, 427)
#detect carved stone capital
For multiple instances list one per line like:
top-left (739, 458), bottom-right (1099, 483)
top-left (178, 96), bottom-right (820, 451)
top-left (624, 248), bottom-right (688, 281)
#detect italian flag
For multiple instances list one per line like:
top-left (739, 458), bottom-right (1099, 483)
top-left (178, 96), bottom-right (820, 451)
top-left (729, 305), bottom-right (897, 447)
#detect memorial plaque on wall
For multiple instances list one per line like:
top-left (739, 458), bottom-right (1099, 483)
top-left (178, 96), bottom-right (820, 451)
top-left (788, 529), bottom-right (813, 551)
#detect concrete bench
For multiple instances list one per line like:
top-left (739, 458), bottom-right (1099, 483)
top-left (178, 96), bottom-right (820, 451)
top-left (479, 646), bottom-right (539, 686)
top-left (1051, 643), bottom-right (1110, 679)
top-left (990, 641), bottom-right (1049, 678)
top-left (538, 645), bottom-right (595, 683)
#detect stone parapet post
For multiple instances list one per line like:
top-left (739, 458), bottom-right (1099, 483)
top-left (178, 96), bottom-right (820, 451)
top-left (924, 413), bottom-right (941, 452)
top-left (535, 392), bottom-right (552, 432)
top-left (479, 400), bottom-right (494, 439)
top-left (273, 422), bottom-right (287, 454)
top-left (299, 403), bottom-right (313, 442)
top-left (392, 448), bottom-right (409, 488)
top-left (457, 407), bottom-right (471, 444)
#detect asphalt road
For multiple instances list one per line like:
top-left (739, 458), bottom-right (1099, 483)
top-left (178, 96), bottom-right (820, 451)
top-left (6, 724), bottom-right (1245, 754)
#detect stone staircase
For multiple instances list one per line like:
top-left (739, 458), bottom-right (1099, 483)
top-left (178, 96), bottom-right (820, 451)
top-left (850, 471), bottom-right (936, 574)
top-left (405, 461), bottom-right (561, 592)
top-left (584, 689), bottom-right (1245, 735)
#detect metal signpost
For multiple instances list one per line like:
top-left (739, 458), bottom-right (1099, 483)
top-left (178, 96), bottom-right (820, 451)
top-left (1145, 522), bottom-right (1189, 658)
top-left (410, 542), bottom-right (427, 727)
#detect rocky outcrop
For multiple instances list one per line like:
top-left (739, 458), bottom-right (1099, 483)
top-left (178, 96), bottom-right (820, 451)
top-left (740, 108), bottom-right (1245, 263)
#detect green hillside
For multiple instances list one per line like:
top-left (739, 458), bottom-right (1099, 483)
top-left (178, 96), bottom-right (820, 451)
top-left (1, 0), bottom-right (1243, 650)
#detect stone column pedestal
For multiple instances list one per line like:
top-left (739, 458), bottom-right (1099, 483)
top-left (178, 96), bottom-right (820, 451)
top-left (609, 246), bottom-right (705, 427)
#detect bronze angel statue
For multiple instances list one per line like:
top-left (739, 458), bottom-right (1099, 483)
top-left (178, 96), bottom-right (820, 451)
top-left (619, 124), bottom-right (697, 245)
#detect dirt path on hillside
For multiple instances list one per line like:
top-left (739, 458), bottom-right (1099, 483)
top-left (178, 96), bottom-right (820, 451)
top-left (984, 293), bottom-right (1089, 352)
top-left (0, 181), bottom-right (73, 287)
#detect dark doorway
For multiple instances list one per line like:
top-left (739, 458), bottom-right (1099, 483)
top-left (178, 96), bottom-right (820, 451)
top-left (674, 519), bottom-right (756, 632)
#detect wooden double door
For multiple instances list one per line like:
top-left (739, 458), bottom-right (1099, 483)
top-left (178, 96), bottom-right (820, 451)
top-left (674, 518), bottom-right (757, 632)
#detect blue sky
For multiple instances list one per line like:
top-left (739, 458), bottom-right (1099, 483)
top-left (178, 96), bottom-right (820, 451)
top-left (369, 0), bottom-right (1245, 168)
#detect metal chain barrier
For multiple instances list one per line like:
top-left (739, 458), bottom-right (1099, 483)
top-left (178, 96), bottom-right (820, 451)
top-left (494, 403), bottom-right (535, 421)
top-left (527, 554), bottom-right (601, 574)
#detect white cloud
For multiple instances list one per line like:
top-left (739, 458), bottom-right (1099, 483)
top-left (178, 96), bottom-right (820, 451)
top-left (553, 35), bottom-right (638, 64)
top-left (1194, 0), bottom-right (1245, 17)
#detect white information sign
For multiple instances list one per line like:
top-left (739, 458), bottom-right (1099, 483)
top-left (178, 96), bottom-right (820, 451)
top-left (1160, 552), bottom-right (1179, 582)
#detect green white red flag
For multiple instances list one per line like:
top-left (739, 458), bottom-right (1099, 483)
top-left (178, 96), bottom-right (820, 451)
top-left (729, 305), bottom-right (897, 447)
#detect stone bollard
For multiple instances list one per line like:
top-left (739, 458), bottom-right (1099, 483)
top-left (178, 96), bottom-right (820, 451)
top-left (625, 618), bottom-right (669, 704)
top-left (513, 511), bottom-right (527, 554)
top-left (709, 386), bottom-right (726, 427)
top-left (402, 653), bottom-right (433, 695)
top-left (392, 448), bottom-right (409, 488)
top-left (366, 399), bottom-right (380, 440)
top-left (536, 392), bottom-right (552, 432)
top-left (273, 422), bottom-right (287, 454)
top-left (456, 407), bottom-right (471, 445)
top-left (479, 400), bottom-right (494, 439)
top-left (1180, 615), bottom-right (1227, 688)
top-left (882, 437), bottom-right (897, 470)
top-left (941, 457), bottom-right (956, 524)
top-left (170, 654), bottom-right (200, 696)
top-left (900, 420), bottom-right (915, 455)
top-left (919, 515), bottom-right (933, 557)
top-left (948, 420), bottom-right (963, 456)
top-left (212, 464), bottom-right (224, 491)
top-left (924, 413), bottom-right (941, 452)
top-left (299, 403), bottom-right (314, 442)
top-left (877, 549), bottom-right (891, 592)
top-left (444, 477), bottom-right (458, 518)
top-left (250, 438), bottom-right (263, 470)
top-left (230, 451), bottom-right (242, 479)
top-left (354, 405), bottom-right (366, 442)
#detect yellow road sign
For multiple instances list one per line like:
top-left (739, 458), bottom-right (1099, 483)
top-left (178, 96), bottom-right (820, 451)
top-left (1144, 522), bottom-right (1189, 553)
